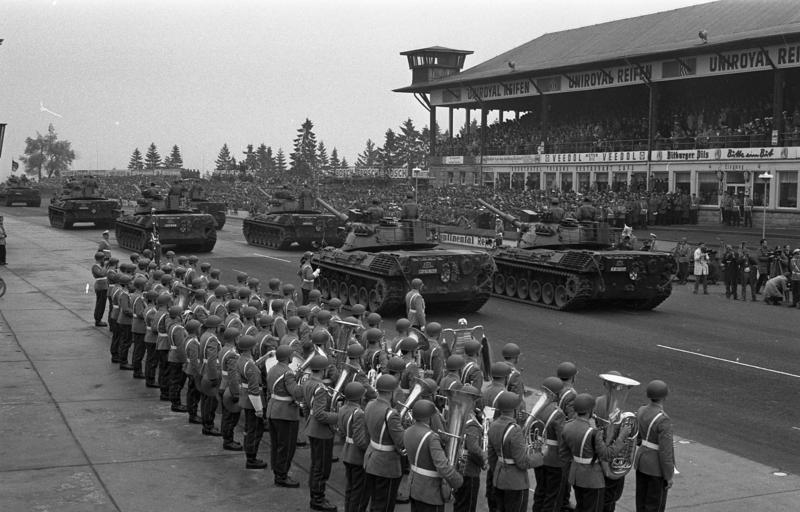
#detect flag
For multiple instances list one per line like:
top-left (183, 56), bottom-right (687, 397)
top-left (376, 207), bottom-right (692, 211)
top-left (12, 160), bottom-right (19, 172)
top-left (661, 58), bottom-right (696, 79)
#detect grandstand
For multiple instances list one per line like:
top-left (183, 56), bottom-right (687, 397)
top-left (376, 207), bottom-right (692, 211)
top-left (396, 0), bottom-right (800, 224)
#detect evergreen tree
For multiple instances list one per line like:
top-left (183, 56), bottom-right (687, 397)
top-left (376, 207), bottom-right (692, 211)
top-left (168, 145), bottom-right (183, 168)
top-left (289, 118), bottom-right (318, 178)
top-left (243, 144), bottom-right (257, 171)
top-left (377, 129), bottom-right (399, 170)
top-left (275, 148), bottom-right (288, 173)
top-left (340, 157), bottom-right (349, 168)
top-left (144, 142), bottom-right (162, 169)
top-left (397, 118), bottom-right (424, 173)
top-left (356, 139), bottom-right (379, 169)
top-left (329, 148), bottom-right (341, 170)
top-left (265, 146), bottom-right (275, 173)
top-left (215, 143), bottom-right (232, 170)
top-left (317, 141), bottom-right (329, 171)
top-left (256, 143), bottom-right (269, 171)
top-left (128, 148), bottom-right (144, 170)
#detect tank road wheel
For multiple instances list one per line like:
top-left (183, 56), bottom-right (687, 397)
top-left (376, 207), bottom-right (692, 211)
top-left (368, 282), bottom-right (386, 312)
top-left (565, 275), bottom-right (580, 299)
top-left (493, 274), bottom-right (506, 295)
top-left (348, 284), bottom-right (359, 307)
top-left (541, 282), bottom-right (554, 305)
top-left (358, 286), bottom-right (369, 306)
top-left (329, 279), bottom-right (339, 299)
top-left (339, 282), bottom-right (350, 304)
top-left (516, 278), bottom-right (529, 300)
top-left (504, 276), bottom-right (517, 297)
top-left (529, 280), bottom-right (542, 302)
top-left (319, 278), bottom-right (330, 299)
top-left (554, 285), bottom-right (569, 309)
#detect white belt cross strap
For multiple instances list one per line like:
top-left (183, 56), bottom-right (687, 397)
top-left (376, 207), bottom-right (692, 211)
top-left (642, 412), bottom-right (665, 450)
top-left (498, 422), bottom-right (516, 465)
top-left (370, 408), bottom-right (396, 452)
top-left (410, 430), bottom-right (439, 478)
top-left (573, 426), bottom-right (594, 465)
top-left (542, 409), bottom-right (560, 446)
top-left (270, 371), bottom-right (294, 402)
top-left (344, 409), bottom-right (361, 445)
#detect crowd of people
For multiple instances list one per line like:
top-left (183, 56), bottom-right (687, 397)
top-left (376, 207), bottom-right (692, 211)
top-left (89, 244), bottom-right (675, 512)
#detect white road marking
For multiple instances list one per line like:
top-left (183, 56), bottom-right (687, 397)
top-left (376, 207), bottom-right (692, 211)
top-left (657, 345), bottom-right (800, 379)
top-left (792, 426), bottom-right (800, 431)
top-left (252, 253), bottom-right (292, 263)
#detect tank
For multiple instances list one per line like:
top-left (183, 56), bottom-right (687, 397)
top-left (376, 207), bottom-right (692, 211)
top-left (242, 186), bottom-right (345, 250)
top-left (176, 178), bottom-right (227, 229)
top-left (477, 199), bottom-right (674, 311)
top-left (48, 176), bottom-right (120, 229)
top-left (115, 184), bottom-right (217, 253)
top-left (311, 198), bottom-right (496, 314)
top-left (0, 176), bottom-right (41, 207)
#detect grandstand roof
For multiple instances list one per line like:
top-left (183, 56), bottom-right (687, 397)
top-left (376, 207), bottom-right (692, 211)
top-left (396, 0), bottom-right (800, 92)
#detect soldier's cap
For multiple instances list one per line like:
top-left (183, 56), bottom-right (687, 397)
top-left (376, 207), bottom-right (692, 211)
top-left (187, 255), bottom-right (199, 264)
top-left (143, 290), bottom-right (159, 301)
top-left (194, 288), bottom-right (206, 298)
top-left (573, 393), bottom-right (596, 414)
top-left (410, 278), bottom-right (423, 289)
top-left (227, 299), bottom-right (242, 311)
top-left (365, 387), bottom-right (378, 401)
top-left (281, 283), bottom-right (295, 293)
top-left (308, 289), bottom-right (321, 299)
top-left (160, 275), bottom-right (172, 285)
top-left (210, 268), bottom-right (221, 278)
top-left (247, 277), bottom-right (260, 286)
top-left (365, 328), bottom-right (383, 343)
top-left (190, 278), bottom-right (203, 289)
top-left (464, 339), bottom-right (482, 356)
top-left (175, 266), bottom-right (187, 276)
top-left (311, 330), bottom-right (329, 345)
top-left (223, 327), bottom-right (240, 341)
top-left (275, 345), bottom-right (294, 361)
top-left (365, 312), bottom-right (381, 325)
top-left (412, 399), bottom-right (437, 420)
top-left (491, 361), bottom-right (512, 378)
top-left (248, 299), bottom-right (263, 311)
top-left (347, 343), bottom-right (364, 358)
top-left (118, 274), bottom-right (133, 284)
top-left (168, 305), bottom-right (183, 317)
top-left (206, 278), bottom-right (219, 290)
top-left (177, 256), bottom-right (188, 264)
top-left (398, 336), bottom-right (418, 353)
top-left (302, 251), bottom-right (313, 260)
top-left (200, 262), bottom-right (211, 271)
top-left (133, 276), bottom-right (147, 288)
top-left (460, 384), bottom-right (481, 398)
top-left (445, 354), bottom-right (465, 371)
top-left (214, 285), bottom-right (228, 298)
top-left (557, 361), bottom-right (578, 379)
top-left (646, 380), bottom-right (669, 400)
top-left (271, 299), bottom-right (285, 311)
top-left (286, 315), bottom-right (302, 331)
top-left (94, 251), bottom-right (105, 260)
top-left (375, 374), bottom-right (398, 392)
top-left (268, 277), bottom-right (281, 289)
top-left (242, 306), bottom-right (258, 319)
top-left (204, 315), bottom-right (222, 328)
top-left (326, 298), bottom-right (342, 309)
top-left (160, 263), bottom-right (173, 273)
top-left (316, 310), bottom-right (332, 323)
top-left (129, 253), bottom-right (140, 261)
top-left (238, 335), bottom-right (256, 351)
top-left (424, 322), bottom-right (442, 335)
top-left (102, 230), bottom-right (109, 236)
top-left (296, 305), bottom-right (311, 318)
top-left (309, 354), bottom-right (329, 371)
top-left (108, 273), bottom-right (119, 284)
top-left (422, 378), bottom-right (438, 395)
top-left (351, 304), bottom-right (366, 316)
top-left (496, 391), bottom-right (521, 412)
top-left (238, 287), bottom-right (251, 299)
top-left (395, 318), bottom-right (411, 330)
top-left (108, 257), bottom-right (119, 265)
top-left (165, 250), bottom-right (176, 258)
top-left (542, 376), bottom-right (564, 395)
top-left (342, 315), bottom-right (359, 325)
top-left (501, 343), bottom-right (521, 358)
top-left (258, 314), bottom-right (274, 327)
top-left (185, 319), bottom-right (202, 333)
top-left (344, 381), bottom-right (366, 401)
top-left (386, 357), bottom-right (405, 374)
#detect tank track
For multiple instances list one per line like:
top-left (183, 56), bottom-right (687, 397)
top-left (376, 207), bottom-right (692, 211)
top-left (314, 263), bottom-right (405, 314)
top-left (490, 259), bottom-right (593, 311)
top-left (243, 221), bottom-right (295, 250)
top-left (211, 212), bottom-right (226, 230)
top-left (115, 224), bottom-right (150, 252)
top-left (48, 207), bottom-right (72, 229)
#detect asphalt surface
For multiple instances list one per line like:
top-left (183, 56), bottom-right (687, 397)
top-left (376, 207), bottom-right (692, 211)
top-left (2, 204), bottom-right (799, 512)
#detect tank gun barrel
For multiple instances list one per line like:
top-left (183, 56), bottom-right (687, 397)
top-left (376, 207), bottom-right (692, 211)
top-left (257, 187), bottom-right (271, 199)
top-left (316, 198), bottom-right (349, 222)
top-left (477, 198), bottom-right (522, 228)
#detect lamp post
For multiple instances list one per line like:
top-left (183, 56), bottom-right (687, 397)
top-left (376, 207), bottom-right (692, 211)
top-left (758, 172), bottom-right (773, 240)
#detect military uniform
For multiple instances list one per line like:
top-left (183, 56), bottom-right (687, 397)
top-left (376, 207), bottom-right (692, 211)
top-left (461, 357), bottom-right (484, 393)
top-left (91, 261), bottom-right (108, 325)
top-left (453, 414), bottom-right (485, 512)
top-left (166, 322), bottom-right (189, 410)
top-left (143, 303), bottom-right (161, 386)
top-left (236, 350), bottom-right (266, 465)
top-left (266, 359), bottom-right (303, 483)
top-left (488, 415), bottom-right (538, 512)
top-left (634, 403), bottom-right (674, 512)
top-left (405, 289), bottom-right (426, 329)
top-left (404, 421), bottom-right (463, 512)
top-left (364, 397), bottom-right (405, 512)
top-left (531, 402), bottom-right (566, 512)
top-left (558, 386), bottom-right (577, 420)
top-left (302, 374), bottom-right (339, 507)
top-left (198, 328), bottom-right (222, 433)
top-left (594, 394), bottom-right (624, 512)
top-left (183, 331), bottom-right (202, 422)
top-left (481, 380), bottom-right (506, 512)
top-left (116, 285), bottom-right (134, 366)
top-left (339, 401), bottom-right (369, 512)
top-left (130, 291), bottom-right (147, 377)
top-left (156, 312), bottom-right (178, 400)
top-left (218, 343), bottom-right (242, 446)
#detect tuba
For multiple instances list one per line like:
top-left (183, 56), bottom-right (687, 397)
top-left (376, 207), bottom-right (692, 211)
top-left (597, 373), bottom-right (640, 479)
top-left (334, 319), bottom-right (361, 364)
top-left (521, 386), bottom-right (556, 459)
top-left (296, 344), bottom-right (327, 376)
top-left (330, 363), bottom-right (356, 411)
top-left (438, 388), bottom-right (474, 502)
top-left (398, 377), bottom-right (425, 423)
top-left (174, 283), bottom-right (193, 310)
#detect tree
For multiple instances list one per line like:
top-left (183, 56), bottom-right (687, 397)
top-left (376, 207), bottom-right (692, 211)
top-left (356, 139), bottom-right (379, 169)
top-left (317, 141), bottom-right (329, 171)
top-left (289, 118), bottom-right (318, 178)
top-left (377, 129), bottom-right (399, 170)
top-left (243, 144), bottom-right (257, 171)
top-left (329, 147), bottom-right (341, 170)
top-left (215, 143), bottom-right (232, 171)
top-left (255, 143), bottom-right (271, 173)
top-left (275, 148), bottom-right (288, 173)
top-left (340, 157), bottom-right (349, 168)
top-left (19, 124), bottom-right (75, 179)
top-left (144, 143), bottom-right (161, 169)
top-left (128, 148), bottom-right (144, 170)
top-left (168, 145), bottom-right (183, 168)
top-left (397, 118), bottom-right (424, 173)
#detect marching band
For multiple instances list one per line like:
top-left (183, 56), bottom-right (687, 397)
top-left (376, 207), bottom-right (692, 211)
top-left (94, 249), bottom-right (675, 512)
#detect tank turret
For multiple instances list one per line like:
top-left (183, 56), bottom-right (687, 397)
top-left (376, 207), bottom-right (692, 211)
top-left (178, 178), bottom-right (227, 229)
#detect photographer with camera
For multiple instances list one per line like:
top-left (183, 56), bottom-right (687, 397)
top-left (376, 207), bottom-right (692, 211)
top-left (693, 242), bottom-right (710, 295)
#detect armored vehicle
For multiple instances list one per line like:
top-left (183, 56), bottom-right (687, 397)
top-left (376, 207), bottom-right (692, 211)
top-left (115, 184), bottom-right (217, 253)
top-left (0, 176), bottom-right (41, 207)
top-left (242, 187), bottom-right (345, 250)
top-left (311, 198), bottom-right (496, 314)
top-left (48, 176), bottom-right (120, 229)
top-left (477, 199), bottom-right (673, 311)
top-left (175, 178), bottom-right (227, 229)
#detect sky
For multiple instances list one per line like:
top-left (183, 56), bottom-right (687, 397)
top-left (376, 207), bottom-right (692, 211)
top-left (0, 0), bottom-right (711, 178)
